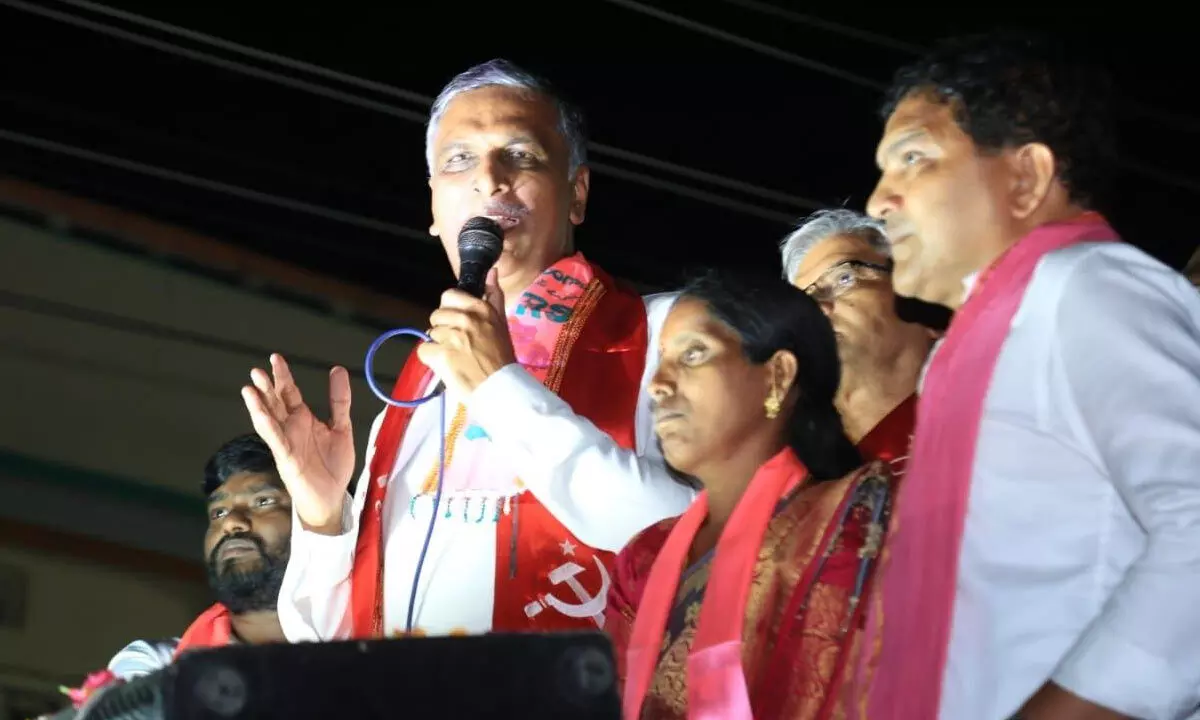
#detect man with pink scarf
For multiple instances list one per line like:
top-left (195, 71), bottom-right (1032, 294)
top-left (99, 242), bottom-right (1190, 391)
top-left (859, 31), bottom-right (1200, 720)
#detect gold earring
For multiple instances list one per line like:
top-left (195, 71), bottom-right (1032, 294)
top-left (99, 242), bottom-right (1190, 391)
top-left (764, 395), bottom-right (781, 420)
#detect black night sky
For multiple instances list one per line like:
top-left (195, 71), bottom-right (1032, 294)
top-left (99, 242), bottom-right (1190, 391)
top-left (2, 0), bottom-right (1196, 305)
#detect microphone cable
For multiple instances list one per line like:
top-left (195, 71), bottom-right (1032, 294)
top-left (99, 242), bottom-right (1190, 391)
top-left (357, 217), bottom-right (498, 635)
top-left (362, 327), bottom-right (444, 634)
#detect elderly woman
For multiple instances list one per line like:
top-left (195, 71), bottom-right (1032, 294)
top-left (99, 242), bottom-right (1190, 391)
top-left (608, 269), bottom-right (894, 720)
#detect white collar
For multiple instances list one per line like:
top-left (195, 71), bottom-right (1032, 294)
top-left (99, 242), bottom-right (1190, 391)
top-left (961, 271), bottom-right (982, 302)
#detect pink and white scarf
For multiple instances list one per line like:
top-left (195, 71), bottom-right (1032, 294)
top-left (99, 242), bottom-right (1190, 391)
top-left (419, 252), bottom-right (595, 495)
top-left (862, 213), bottom-right (1116, 718)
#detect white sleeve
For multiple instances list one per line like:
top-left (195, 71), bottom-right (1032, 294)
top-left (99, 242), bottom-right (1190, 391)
top-left (467, 292), bottom-right (695, 552)
top-left (275, 410), bottom-right (381, 643)
top-left (1048, 245), bottom-right (1200, 719)
top-left (106, 638), bottom-right (178, 679)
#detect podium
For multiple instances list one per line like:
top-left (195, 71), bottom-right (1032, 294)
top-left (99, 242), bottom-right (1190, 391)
top-left (65, 632), bottom-right (619, 720)
top-left (165, 631), bottom-right (620, 719)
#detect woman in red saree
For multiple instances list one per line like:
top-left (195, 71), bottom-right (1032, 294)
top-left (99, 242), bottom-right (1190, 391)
top-left (607, 269), bottom-right (894, 720)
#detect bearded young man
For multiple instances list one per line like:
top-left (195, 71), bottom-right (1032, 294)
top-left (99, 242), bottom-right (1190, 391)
top-left (781, 208), bottom-right (931, 462)
top-left (106, 434), bottom-right (290, 679)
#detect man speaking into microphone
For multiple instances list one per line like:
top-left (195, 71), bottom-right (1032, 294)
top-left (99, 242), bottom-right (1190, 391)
top-left (241, 59), bottom-right (694, 640)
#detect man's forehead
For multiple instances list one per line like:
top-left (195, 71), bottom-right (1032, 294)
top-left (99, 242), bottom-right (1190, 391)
top-left (886, 95), bottom-right (938, 129)
top-left (434, 87), bottom-right (559, 147)
top-left (875, 95), bottom-right (957, 162)
top-left (794, 234), bottom-right (884, 284)
top-left (209, 471), bottom-right (285, 499)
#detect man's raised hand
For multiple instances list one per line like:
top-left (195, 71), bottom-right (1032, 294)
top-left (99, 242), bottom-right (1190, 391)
top-left (241, 354), bottom-right (355, 535)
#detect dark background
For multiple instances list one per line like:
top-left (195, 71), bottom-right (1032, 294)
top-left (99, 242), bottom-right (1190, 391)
top-left (0, 4), bottom-right (1194, 706)
top-left (2, 0), bottom-right (1196, 303)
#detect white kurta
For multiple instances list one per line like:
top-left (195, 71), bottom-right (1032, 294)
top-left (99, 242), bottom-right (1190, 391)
top-left (935, 242), bottom-right (1200, 720)
top-left (277, 292), bottom-right (695, 640)
top-left (107, 638), bottom-right (178, 679)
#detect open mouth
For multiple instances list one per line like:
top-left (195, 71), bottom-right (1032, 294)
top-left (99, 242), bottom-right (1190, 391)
top-left (483, 214), bottom-right (521, 231)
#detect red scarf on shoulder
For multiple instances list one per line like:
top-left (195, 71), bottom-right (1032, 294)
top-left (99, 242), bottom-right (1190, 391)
top-left (349, 255), bottom-right (650, 637)
top-left (173, 603), bottom-right (233, 657)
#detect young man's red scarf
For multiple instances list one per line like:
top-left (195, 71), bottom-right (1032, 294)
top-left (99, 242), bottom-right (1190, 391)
top-left (63, 604), bottom-right (232, 708)
top-left (174, 603), bottom-right (234, 656)
top-left (349, 256), bottom-right (649, 636)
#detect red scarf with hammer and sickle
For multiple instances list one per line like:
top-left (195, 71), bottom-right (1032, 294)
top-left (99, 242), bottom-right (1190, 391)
top-left (349, 256), bottom-right (649, 637)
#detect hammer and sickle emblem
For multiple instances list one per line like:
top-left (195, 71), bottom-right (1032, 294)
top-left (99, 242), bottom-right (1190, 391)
top-left (534, 556), bottom-right (611, 628)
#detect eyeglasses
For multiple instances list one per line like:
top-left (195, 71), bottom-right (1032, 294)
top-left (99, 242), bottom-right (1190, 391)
top-left (802, 259), bottom-right (892, 305)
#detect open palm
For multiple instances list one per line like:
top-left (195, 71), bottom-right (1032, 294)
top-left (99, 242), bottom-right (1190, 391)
top-left (241, 354), bottom-right (355, 534)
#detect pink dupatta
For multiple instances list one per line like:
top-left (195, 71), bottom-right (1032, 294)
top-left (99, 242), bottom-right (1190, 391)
top-left (863, 213), bottom-right (1116, 718)
top-left (623, 448), bottom-right (806, 719)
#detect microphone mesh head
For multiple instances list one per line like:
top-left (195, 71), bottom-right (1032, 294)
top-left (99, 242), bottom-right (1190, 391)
top-left (458, 217), bottom-right (504, 266)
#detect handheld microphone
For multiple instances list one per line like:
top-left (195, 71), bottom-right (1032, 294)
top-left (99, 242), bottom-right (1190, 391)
top-left (362, 214), bottom-right (505, 409)
top-left (456, 217), bottom-right (504, 298)
top-left (362, 215), bottom-right (503, 634)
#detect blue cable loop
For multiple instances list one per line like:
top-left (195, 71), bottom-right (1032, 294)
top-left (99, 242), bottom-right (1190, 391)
top-left (363, 327), bottom-right (446, 634)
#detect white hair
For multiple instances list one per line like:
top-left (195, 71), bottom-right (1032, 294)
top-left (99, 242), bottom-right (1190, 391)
top-left (424, 59), bottom-right (588, 178)
top-left (779, 208), bottom-right (889, 282)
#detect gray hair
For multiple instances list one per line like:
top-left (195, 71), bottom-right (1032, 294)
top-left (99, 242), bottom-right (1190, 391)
top-left (424, 59), bottom-right (588, 178)
top-left (779, 208), bottom-right (889, 282)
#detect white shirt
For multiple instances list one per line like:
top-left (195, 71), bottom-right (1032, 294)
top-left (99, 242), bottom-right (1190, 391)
top-left (937, 242), bottom-right (1200, 720)
top-left (107, 638), bottom-right (178, 679)
top-left (278, 292), bottom-right (695, 640)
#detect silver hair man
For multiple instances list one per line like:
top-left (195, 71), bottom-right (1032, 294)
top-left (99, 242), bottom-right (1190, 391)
top-left (424, 59), bottom-right (588, 178)
top-left (780, 208), bottom-right (889, 283)
top-left (781, 206), bottom-right (931, 446)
